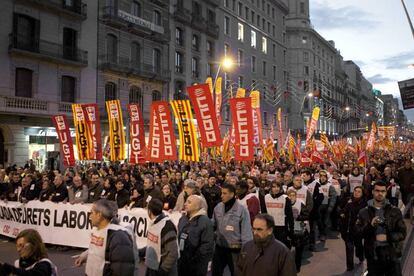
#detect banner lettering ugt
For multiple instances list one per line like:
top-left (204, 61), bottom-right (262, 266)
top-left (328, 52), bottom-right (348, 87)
top-left (128, 104), bottom-right (146, 164)
top-left (171, 100), bottom-right (199, 162)
top-left (187, 84), bottom-right (222, 147)
top-left (72, 104), bottom-right (91, 160)
top-left (105, 100), bottom-right (126, 161)
top-left (229, 98), bottom-right (254, 161)
top-left (82, 104), bottom-right (102, 160)
top-left (51, 115), bottom-right (75, 167)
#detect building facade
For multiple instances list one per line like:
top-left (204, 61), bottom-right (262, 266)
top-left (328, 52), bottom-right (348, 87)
top-left (0, 0), bottom-right (97, 168)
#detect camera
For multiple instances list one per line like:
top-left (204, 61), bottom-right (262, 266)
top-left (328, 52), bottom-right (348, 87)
top-left (376, 217), bottom-right (386, 226)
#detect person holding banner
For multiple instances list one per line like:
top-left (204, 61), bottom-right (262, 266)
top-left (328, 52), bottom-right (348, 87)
top-left (0, 228), bottom-right (58, 275)
top-left (74, 199), bottom-right (137, 276)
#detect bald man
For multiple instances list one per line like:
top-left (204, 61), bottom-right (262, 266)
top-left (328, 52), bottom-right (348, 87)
top-left (68, 175), bottom-right (88, 204)
top-left (177, 195), bottom-right (214, 276)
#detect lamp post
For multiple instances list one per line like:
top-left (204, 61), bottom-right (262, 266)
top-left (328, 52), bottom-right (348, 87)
top-left (401, 0), bottom-right (414, 40)
top-left (213, 57), bottom-right (234, 92)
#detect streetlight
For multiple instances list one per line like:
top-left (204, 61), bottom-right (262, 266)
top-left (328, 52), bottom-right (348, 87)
top-left (213, 57), bottom-right (234, 91)
top-left (345, 106), bottom-right (350, 111)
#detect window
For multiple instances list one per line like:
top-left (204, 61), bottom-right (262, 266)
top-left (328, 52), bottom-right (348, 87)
top-left (153, 48), bottom-right (161, 73)
top-left (63, 28), bottom-right (77, 61)
top-left (175, 52), bottom-right (183, 73)
top-left (224, 43), bottom-right (230, 56)
top-left (174, 81), bottom-right (186, 100)
top-left (251, 30), bottom-right (256, 48)
top-left (272, 44), bottom-right (276, 57)
top-left (131, 1), bottom-right (141, 16)
top-left (207, 9), bottom-right (215, 23)
top-left (191, 57), bottom-right (199, 78)
top-left (263, 111), bottom-right (268, 125)
top-left (224, 16), bottom-right (230, 35)
top-left (129, 86), bottom-right (143, 106)
top-left (251, 56), bottom-right (256, 72)
top-left (304, 51), bottom-right (309, 62)
top-left (105, 82), bottom-right (117, 101)
top-left (238, 23), bottom-right (244, 42)
top-left (263, 61), bottom-right (266, 76)
top-left (238, 76), bottom-right (243, 87)
top-left (192, 34), bottom-right (199, 51)
top-left (237, 49), bottom-right (243, 67)
top-left (245, 7), bottom-right (249, 20)
top-left (238, 2), bottom-right (243, 16)
top-left (61, 76), bottom-right (76, 102)
top-left (193, 1), bottom-right (201, 15)
top-left (273, 65), bottom-right (276, 80)
top-left (131, 42), bottom-right (140, 66)
top-left (13, 14), bottom-right (39, 51)
top-left (262, 19), bottom-right (265, 29)
top-left (225, 105), bottom-right (230, 121)
top-left (207, 41), bottom-right (213, 57)
top-left (224, 0), bottom-right (229, 8)
top-left (304, 66), bottom-right (309, 76)
top-left (175, 27), bottom-right (183, 46)
top-left (15, 68), bottom-right (32, 98)
top-left (262, 37), bottom-right (267, 53)
top-left (153, 10), bottom-right (161, 25)
top-left (207, 63), bottom-right (214, 76)
top-left (106, 34), bottom-right (117, 63)
top-left (272, 25), bottom-right (275, 37)
top-left (152, 90), bottom-right (162, 101)
top-left (300, 2), bottom-right (305, 14)
top-left (251, 11), bottom-right (255, 24)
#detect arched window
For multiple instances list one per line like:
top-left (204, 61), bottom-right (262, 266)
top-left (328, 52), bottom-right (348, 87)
top-left (175, 27), bottom-right (183, 46)
top-left (106, 34), bottom-right (117, 63)
top-left (105, 82), bottom-right (117, 101)
top-left (131, 42), bottom-right (141, 67)
top-left (152, 90), bottom-right (161, 101)
top-left (174, 80), bottom-right (186, 100)
top-left (15, 68), bottom-right (33, 98)
top-left (129, 86), bottom-right (143, 106)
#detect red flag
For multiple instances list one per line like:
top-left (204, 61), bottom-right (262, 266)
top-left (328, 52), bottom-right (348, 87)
top-left (82, 104), bottom-right (102, 160)
top-left (229, 98), bottom-right (254, 161)
top-left (311, 150), bottom-right (324, 164)
top-left (187, 84), bottom-right (222, 147)
top-left (52, 115), bottom-right (75, 167)
top-left (357, 151), bottom-right (367, 167)
top-left (300, 156), bottom-right (312, 167)
top-left (128, 104), bottom-right (146, 164)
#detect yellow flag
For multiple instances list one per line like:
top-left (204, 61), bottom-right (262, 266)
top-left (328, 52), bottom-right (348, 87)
top-left (250, 90), bottom-right (260, 108)
top-left (215, 77), bottom-right (222, 96)
top-left (236, 88), bottom-right (246, 98)
top-left (206, 77), bottom-right (213, 95)
top-left (105, 100), bottom-right (126, 161)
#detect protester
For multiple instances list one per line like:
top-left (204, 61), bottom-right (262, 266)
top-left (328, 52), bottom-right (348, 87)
top-left (177, 195), bottom-right (214, 276)
top-left (113, 177), bottom-right (130, 208)
top-left (140, 198), bottom-right (179, 276)
top-left (317, 170), bottom-right (337, 241)
top-left (67, 175), bottom-right (88, 204)
top-left (339, 186), bottom-right (367, 271)
top-left (0, 229), bottom-right (57, 275)
top-left (202, 175), bottom-right (222, 218)
top-left (74, 199), bottom-right (137, 276)
top-left (143, 174), bottom-right (163, 208)
top-left (87, 172), bottom-right (103, 203)
top-left (212, 184), bottom-right (252, 276)
top-left (236, 214), bottom-right (297, 276)
top-left (19, 174), bottom-right (40, 203)
top-left (397, 159), bottom-right (414, 206)
top-left (128, 186), bottom-right (145, 209)
top-left (355, 181), bottom-right (406, 275)
top-left (236, 180), bottom-right (260, 225)
top-left (347, 166), bottom-right (364, 195)
top-left (161, 184), bottom-right (177, 211)
top-left (49, 174), bottom-right (68, 203)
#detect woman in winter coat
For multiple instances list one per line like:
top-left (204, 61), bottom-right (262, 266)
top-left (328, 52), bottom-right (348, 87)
top-left (339, 186), bottom-right (367, 271)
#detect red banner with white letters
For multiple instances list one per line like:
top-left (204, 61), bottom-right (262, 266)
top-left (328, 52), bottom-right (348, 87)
top-left (187, 84), bottom-right (222, 147)
top-left (52, 115), bottom-right (75, 167)
top-left (229, 98), bottom-right (254, 161)
top-left (148, 102), bottom-right (177, 162)
top-left (82, 104), bottom-right (102, 160)
top-left (127, 104), bottom-right (146, 164)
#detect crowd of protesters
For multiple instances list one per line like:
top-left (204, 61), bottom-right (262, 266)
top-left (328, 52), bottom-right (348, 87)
top-left (0, 148), bottom-right (412, 275)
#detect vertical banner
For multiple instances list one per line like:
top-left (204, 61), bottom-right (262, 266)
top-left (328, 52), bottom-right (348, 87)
top-left (127, 104), bottom-right (146, 164)
top-left (154, 101), bottom-right (177, 161)
top-left (187, 84), bottom-right (222, 147)
top-left (277, 108), bottom-right (283, 151)
top-left (366, 122), bottom-right (377, 152)
top-left (52, 115), bottom-right (75, 167)
top-left (229, 98), bottom-right (254, 161)
top-left (305, 107), bottom-right (320, 147)
top-left (205, 77), bottom-right (213, 95)
top-left (82, 104), bottom-right (102, 160)
top-left (215, 77), bottom-right (223, 126)
top-left (105, 100), bottom-right (126, 161)
top-left (72, 104), bottom-right (91, 160)
top-left (236, 88), bottom-right (246, 98)
top-left (250, 90), bottom-right (263, 146)
top-left (147, 104), bottom-right (163, 163)
top-left (171, 100), bottom-right (199, 161)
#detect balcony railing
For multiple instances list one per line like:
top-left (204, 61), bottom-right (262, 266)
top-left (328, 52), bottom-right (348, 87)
top-left (0, 95), bottom-right (73, 116)
top-left (191, 13), bottom-right (206, 32)
top-left (99, 55), bottom-right (170, 81)
top-left (173, 5), bottom-right (191, 24)
top-left (18, 0), bottom-right (87, 19)
top-left (9, 33), bottom-right (88, 66)
top-left (206, 22), bottom-right (219, 38)
top-left (205, 0), bottom-right (219, 6)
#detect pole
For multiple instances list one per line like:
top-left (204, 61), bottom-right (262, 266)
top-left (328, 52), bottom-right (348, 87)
top-left (401, 0), bottom-right (414, 40)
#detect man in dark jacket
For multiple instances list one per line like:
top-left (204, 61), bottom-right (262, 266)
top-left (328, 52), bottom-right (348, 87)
top-left (143, 174), bottom-right (163, 208)
top-left (355, 181), bottom-right (406, 276)
top-left (202, 175), bottom-right (221, 218)
top-left (19, 174), bottom-right (40, 202)
top-left (87, 172), bottom-right (104, 203)
top-left (49, 174), bottom-right (68, 202)
top-left (397, 159), bottom-right (414, 205)
top-left (74, 199), bottom-right (137, 275)
top-left (178, 195), bottom-right (214, 276)
top-left (236, 213), bottom-right (297, 276)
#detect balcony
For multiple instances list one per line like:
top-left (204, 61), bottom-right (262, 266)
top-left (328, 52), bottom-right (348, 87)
top-left (206, 22), bottom-right (219, 38)
top-left (0, 95), bottom-right (73, 116)
top-left (99, 55), bottom-right (170, 82)
top-left (17, 0), bottom-right (87, 20)
top-left (173, 5), bottom-right (191, 24)
top-left (205, 0), bottom-right (219, 6)
top-left (191, 13), bottom-right (206, 32)
top-left (149, 0), bottom-right (168, 8)
top-left (9, 33), bottom-right (88, 67)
